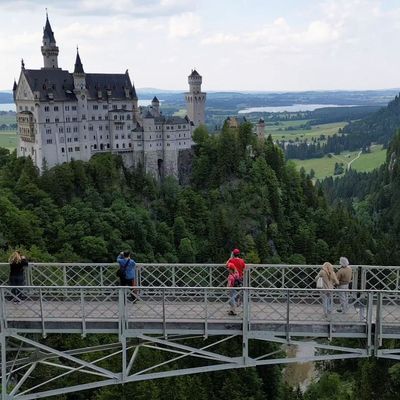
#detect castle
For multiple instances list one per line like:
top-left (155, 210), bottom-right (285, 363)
top-left (13, 14), bottom-right (206, 179)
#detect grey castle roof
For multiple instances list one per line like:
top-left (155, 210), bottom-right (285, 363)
top-left (43, 15), bottom-right (56, 44)
top-left (22, 69), bottom-right (137, 101)
top-left (74, 51), bottom-right (84, 74)
top-left (189, 69), bottom-right (200, 77)
top-left (152, 96), bottom-right (159, 103)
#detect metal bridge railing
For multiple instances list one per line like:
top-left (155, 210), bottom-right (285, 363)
top-left (2, 262), bottom-right (400, 290)
top-left (1, 286), bottom-right (399, 338)
top-left (0, 262), bottom-right (394, 290)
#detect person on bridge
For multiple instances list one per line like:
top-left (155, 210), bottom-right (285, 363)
top-left (227, 262), bottom-right (241, 316)
top-left (316, 262), bottom-right (339, 318)
top-left (117, 251), bottom-right (138, 302)
top-left (8, 250), bottom-right (28, 302)
top-left (336, 257), bottom-right (352, 313)
top-left (226, 248), bottom-right (246, 284)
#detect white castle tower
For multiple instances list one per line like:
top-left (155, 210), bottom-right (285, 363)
top-left (41, 13), bottom-right (59, 69)
top-left (185, 69), bottom-right (206, 128)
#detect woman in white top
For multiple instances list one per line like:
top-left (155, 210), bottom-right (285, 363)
top-left (316, 262), bottom-right (339, 317)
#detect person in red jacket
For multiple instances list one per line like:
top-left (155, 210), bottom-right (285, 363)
top-left (227, 248), bottom-right (246, 279)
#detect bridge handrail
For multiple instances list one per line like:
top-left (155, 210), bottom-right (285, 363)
top-left (0, 262), bottom-right (398, 291)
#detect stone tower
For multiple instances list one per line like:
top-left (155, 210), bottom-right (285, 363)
top-left (151, 96), bottom-right (160, 116)
top-left (41, 13), bottom-right (59, 69)
top-left (256, 118), bottom-right (265, 139)
top-left (185, 69), bottom-right (206, 128)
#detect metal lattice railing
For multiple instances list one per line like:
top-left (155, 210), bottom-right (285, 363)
top-left (1, 286), bottom-right (399, 335)
top-left (2, 262), bottom-right (400, 290)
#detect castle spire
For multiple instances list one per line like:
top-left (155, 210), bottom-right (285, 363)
top-left (74, 47), bottom-right (84, 74)
top-left (43, 11), bottom-right (56, 44)
top-left (41, 11), bottom-right (59, 68)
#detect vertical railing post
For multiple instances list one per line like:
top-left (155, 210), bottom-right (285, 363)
top-left (63, 266), bottom-right (67, 286)
top-left (367, 292), bottom-right (373, 355)
top-left (80, 288), bottom-right (86, 337)
top-left (0, 288), bottom-right (6, 331)
top-left (100, 266), bottom-right (104, 287)
top-left (374, 292), bottom-right (382, 354)
top-left (281, 267), bottom-right (285, 288)
top-left (361, 267), bottom-right (367, 290)
top-left (39, 288), bottom-right (46, 338)
top-left (242, 287), bottom-right (249, 364)
top-left (204, 288), bottom-right (208, 338)
top-left (1, 331), bottom-right (7, 400)
top-left (209, 266), bottom-right (213, 288)
top-left (26, 263), bottom-right (32, 287)
top-left (118, 287), bottom-right (126, 340)
top-left (286, 289), bottom-right (290, 342)
top-left (162, 287), bottom-right (167, 339)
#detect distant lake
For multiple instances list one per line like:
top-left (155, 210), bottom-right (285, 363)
top-left (238, 104), bottom-right (358, 113)
top-left (0, 100), bottom-right (157, 112)
top-left (0, 103), bottom-right (15, 112)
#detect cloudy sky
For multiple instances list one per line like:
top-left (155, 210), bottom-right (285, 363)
top-left (1, 0), bottom-right (400, 91)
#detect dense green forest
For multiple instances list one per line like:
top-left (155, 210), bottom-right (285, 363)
top-left (1, 122), bottom-right (399, 399)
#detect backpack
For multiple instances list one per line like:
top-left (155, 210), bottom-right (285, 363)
top-left (233, 276), bottom-right (243, 287)
top-left (116, 258), bottom-right (130, 279)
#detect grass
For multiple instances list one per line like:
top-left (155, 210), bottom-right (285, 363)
top-left (269, 121), bottom-right (346, 142)
top-left (292, 145), bottom-right (386, 180)
top-left (0, 131), bottom-right (16, 151)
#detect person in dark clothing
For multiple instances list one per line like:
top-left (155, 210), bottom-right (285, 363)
top-left (117, 251), bottom-right (138, 302)
top-left (9, 250), bottom-right (28, 301)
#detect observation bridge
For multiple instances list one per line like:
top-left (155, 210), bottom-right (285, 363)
top-left (1, 263), bottom-right (400, 399)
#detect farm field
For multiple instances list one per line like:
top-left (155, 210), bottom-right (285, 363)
top-left (269, 120), bottom-right (346, 142)
top-left (292, 145), bottom-right (386, 180)
top-left (0, 130), bottom-right (16, 151)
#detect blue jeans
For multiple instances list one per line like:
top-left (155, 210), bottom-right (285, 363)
top-left (321, 292), bottom-right (333, 316)
top-left (229, 288), bottom-right (238, 310)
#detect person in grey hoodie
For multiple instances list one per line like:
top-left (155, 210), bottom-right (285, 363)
top-left (336, 257), bottom-right (352, 313)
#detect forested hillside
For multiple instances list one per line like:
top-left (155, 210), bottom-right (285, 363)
top-left (341, 95), bottom-right (400, 149)
top-left (0, 123), bottom-right (377, 265)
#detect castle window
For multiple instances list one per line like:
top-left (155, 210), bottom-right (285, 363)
top-left (119, 115), bottom-right (124, 120)
top-left (93, 105), bottom-right (98, 110)
top-left (68, 147), bottom-right (73, 152)
top-left (167, 143), bottom-right (170, 146)
top-left (55, 118), bottom-right (59, 123)
top-left (179, 134), bottom-right (181, 137)
top-left (73, 127), bottom-right (78, 133)
top-left (116, 144), bottom-right (119, 148)
top-left (94, 144), bottom-right (97, 149)
top-left (82, 115), bottom-right (86, 120)
top-left (99, 126), bottom-right (103, 131)
top-left (72, 106), bottom-right (77, 111)
top-left (107, 144), bottom-right (110, 148)
top-left (74, 137), bottom-right (78, 142)
top-left (72, 117), bottom-right (77, 122)
top-left (67, 138), bottom-right (72, 142)
top-left (167, 135), bottom-right (170, 139)
top-left (128, 134), bottom-right (131, 139)
top-left (46, 139), bottom-right (52, 144)
top-left (75, 146), bottom-right (80, 151)
top-left (66, 117), bottom-right (71, 122)
top-left (93, 136), bottom-right (95, 140)
top-left (127, 115), bottom-right (130, 120)
top-left (122, 104), bottom-right (126, 109)
top-left (89, 126), bottom-right (93, 131)
top-left (59, 127), bottom-right (63, 133)
top-left (105, 115), bottom-right (108, 120)
top-left (46, 129), bottom-right (51, 134)
top-left (122, 135), bottom-right (125, 139)
top-left (54, 106), bottom-right (59, 111)
top-left (61, 147), bottom-right (65, 153)
top-left (137, 135), bottom-right (141, 139)
top-left (106, 126), bottom-right (109, 130)
top-left (66, 127), bottom-right (71, 133)
top-left (99, 116), bottom-right (102, 120)
top-left (178, 125), bottom-right (181, 129)
top-left (113, 105), bottom-right (117, 110)
top-left (166, 126), bottom-right (170, 130)
top-left (85, 145), bottom-right (88, 149)
top-left (100, 135), bottom-right (102, 139)
top-left (129, 143), bottom-right (132, 148)
top-left (46, 118), bottom-right (50, 123)
top-left (150, 144), bottom-right (152, 147)
top-left (44, 106), bottom-right (49, 112)
top-left (114, 115), bottom-right (117, 120)
top-left (123, 143), bottom-right (125, 148)
top-left (60, 137), bottom-right (65, 143)
top-left (127, 125), bottom-right (131, 129)
top-left (103, 105), bottom-right (108, 110)
top-left (115, 135), bottom-right (119, 139)
top-left (92, 116), bottom-right (95, 120)
top-left (65, 106), bottom-right (69, 111)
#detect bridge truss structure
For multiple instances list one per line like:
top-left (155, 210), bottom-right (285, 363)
top-left (1, 263), bottom-right (400, 399)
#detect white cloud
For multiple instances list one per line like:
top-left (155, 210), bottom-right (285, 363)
top-left (168, 12), bottom-right (201, 38)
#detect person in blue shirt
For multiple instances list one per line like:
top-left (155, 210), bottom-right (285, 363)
top-left (117, 251), bottom-right (138, 302)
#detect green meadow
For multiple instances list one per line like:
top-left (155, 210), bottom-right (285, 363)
top-left (292, 145), bottom-right (386, 180)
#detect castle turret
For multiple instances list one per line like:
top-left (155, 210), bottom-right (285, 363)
top-left (185, 69), bottom-right (206, 128)
top-left (151, 96), bottom-right (160, 116)
top-left (256, 118), bottom-right (265, 139)
top-left (73, 49), bottom-right (86, 90)
top-left (41, 13), bottom-right (59, 69)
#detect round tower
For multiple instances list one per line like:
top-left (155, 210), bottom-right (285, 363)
top-left (41, 13), bottom-right (59, 69)
top-left (256, 118), bottom-right (265, 139)
top-left (151, 96), bottom-right (160, 116)
top-left (185, 69), bottom-right (206, 128)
